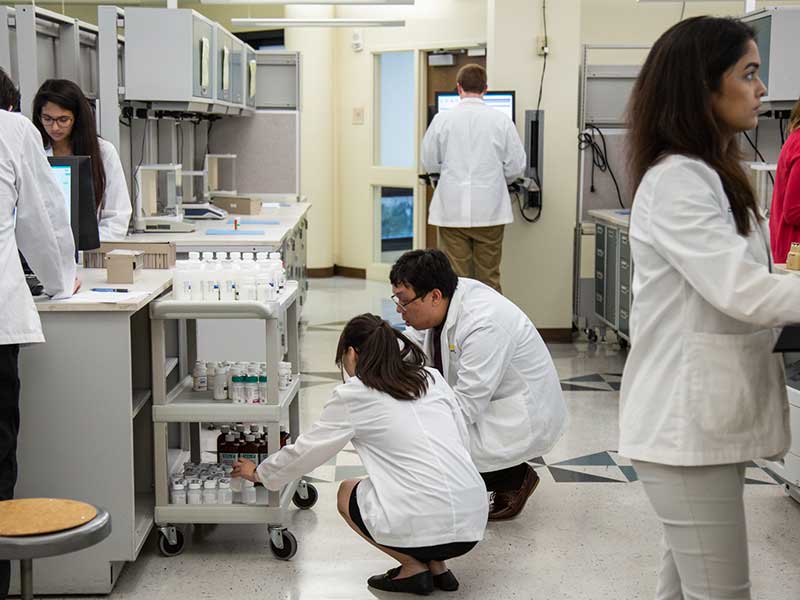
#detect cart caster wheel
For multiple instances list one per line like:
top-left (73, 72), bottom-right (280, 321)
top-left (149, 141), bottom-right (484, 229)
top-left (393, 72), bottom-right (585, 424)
top-left (293, 483), bottom-right (318, 509)
top-left (619, 338), bottom-right (629, 350)
top-left (587, 329), bottom-right (598, 343)
top-left (158, 529), bottom-right (185, 557)
top-left (269, 530), bottom-right (298, 560)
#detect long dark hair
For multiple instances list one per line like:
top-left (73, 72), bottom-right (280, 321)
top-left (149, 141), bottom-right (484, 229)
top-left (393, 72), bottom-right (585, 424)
top-left (33, 79), bottom-right (106, 211)
top-left (627, 16), bottom-right (760, 236)
top-left (335, 314), bottom-right (431, 401)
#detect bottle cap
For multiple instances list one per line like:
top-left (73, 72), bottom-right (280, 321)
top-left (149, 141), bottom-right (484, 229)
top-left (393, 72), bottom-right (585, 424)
top-left (189, 481), bottom-right (201, 490)
top-left (202, 251), bottom-right (214, 260)
top-left (172, 482), bottom-right (185, 491)
top-left (204, 480), bottom-right (217, 489)
top-left (218, 478), bottom-right (231, 489)
top-left (225, 433), bottom-right (236, 442)
top-left (216, 251), bottom-right (228, 260)
top-left (189, 251), bottom-right (200, 260)
top-left (245, 434), bottom-right (255, 442)
top-left (243, 252), bottom-right (254, 260)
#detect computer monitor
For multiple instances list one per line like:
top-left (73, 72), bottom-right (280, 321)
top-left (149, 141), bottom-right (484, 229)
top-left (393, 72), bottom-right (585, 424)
top-left (434, 91), bottom-right (516, 122)
top-left (47, 156), bottom-right (100, 251)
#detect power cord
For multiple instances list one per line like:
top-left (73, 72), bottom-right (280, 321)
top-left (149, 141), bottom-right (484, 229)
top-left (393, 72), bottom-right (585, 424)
top-left (578, 124), bottom-right (625, 209)
top-left (518, 0), bottom-right (547, 224)
top-left (742, 130), bottom-right (775, 185)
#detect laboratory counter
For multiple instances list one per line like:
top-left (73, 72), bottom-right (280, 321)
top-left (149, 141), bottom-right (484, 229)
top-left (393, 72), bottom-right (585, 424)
top-left (126, 201), bottom-right (310, 251)
top-left (11, 268), bottom-right (173, 595)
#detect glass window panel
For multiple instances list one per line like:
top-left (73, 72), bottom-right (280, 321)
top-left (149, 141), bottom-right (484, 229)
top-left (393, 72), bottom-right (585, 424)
top-left (377, 51), bottom-right (415, 168)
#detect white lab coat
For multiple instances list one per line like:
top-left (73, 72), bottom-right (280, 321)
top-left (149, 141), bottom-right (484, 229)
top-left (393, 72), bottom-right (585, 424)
top-left (0, 111), bottom-right (75, 345)
top-left (620, 155), bottom-right (800, 466)
top-left (47, 137), bottom-right (131, 241)
top-left (257, 368), bottom-right (488, 548)
top-left (404, 278), bottom-right (568, 472)
top-left (421, 98), bottom-right (526, 228)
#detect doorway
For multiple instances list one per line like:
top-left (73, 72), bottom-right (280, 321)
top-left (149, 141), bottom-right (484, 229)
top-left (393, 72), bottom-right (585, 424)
top-left (421, 49), bottom-right (487, 248)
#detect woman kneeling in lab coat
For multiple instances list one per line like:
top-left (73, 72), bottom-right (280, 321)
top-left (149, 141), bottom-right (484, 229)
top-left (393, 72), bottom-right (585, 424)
top-left (33, 79), bottom-right (131, 241)
top-left (233, 314), bottom-right (488, 595)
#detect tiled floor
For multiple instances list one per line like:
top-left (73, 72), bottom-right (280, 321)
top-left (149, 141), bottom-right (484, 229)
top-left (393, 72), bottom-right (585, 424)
top-left (66, 277), bottom-right (800, 599)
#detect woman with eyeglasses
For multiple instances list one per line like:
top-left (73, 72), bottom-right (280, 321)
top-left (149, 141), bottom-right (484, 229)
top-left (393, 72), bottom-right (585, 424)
top-left (33, 79), bottom-right (131, 241)
top-left (232, 314), bottom-right (488, 596)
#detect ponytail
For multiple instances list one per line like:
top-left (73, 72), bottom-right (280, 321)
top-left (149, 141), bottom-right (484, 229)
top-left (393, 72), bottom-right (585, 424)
top-left (335, 314), bottom-right (431, 401)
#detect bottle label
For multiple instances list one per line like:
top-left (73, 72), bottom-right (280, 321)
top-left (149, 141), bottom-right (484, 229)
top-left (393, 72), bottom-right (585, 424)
top-left (241, 452), bottom-right (259, 464)
top-left (220, 452), bottom-right (238, 466)
top-left (193, 376), bottom-right (208, 391)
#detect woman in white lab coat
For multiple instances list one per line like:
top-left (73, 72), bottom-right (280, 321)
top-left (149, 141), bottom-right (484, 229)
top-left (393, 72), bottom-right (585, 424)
top-left (233, 314), bottom-right (488, 596)
top-left (32, 79), bottom-right (131, 241)
top-left (621, 17), bottom-right (800, 599)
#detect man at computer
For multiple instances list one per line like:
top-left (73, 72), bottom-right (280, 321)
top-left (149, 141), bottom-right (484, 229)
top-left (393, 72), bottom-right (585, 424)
top-left (421, 64), bottom-right (526, 293)
top-left (0, 68), bottom-right (77, 599)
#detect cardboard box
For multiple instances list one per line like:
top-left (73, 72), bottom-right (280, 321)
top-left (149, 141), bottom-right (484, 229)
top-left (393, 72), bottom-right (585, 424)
top-left (84, 242), bottom-right (176, 270)
top-left (106, 249), bottom-right (144, 284)
top-left (211, 195), bottom-right (262, 215)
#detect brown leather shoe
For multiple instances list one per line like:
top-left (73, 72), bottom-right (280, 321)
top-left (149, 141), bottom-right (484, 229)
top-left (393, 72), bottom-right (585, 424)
top-left (488, 465), bottom-right (540, 521)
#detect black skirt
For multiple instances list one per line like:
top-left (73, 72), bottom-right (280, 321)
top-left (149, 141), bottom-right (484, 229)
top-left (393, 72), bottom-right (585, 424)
top-left (348, 481), bottom-right (478, 563)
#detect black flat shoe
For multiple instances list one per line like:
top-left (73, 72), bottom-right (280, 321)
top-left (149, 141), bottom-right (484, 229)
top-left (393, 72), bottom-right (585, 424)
top-left (433, 570), bottom-right (459, 591)
top-left (367, 569), bottom-right (434, 595)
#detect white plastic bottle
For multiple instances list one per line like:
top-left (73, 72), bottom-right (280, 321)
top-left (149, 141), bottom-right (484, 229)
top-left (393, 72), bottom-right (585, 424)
top-left (242, 480), bottom-right (257, 505)
top-left (187, 251), bottom-right (204, 301)
top-left (269, 252), bottom-right (286, 289)
top-left (245, 374), bottom-right (259, 404)
top-left (187, 480), bottom-right (202, 505)
top-left (171, 481), bottom-right (187, 505)
top-left (202, 479), bottom-right (218, 504)
top-left (193, 361), bottom-right (208, 392)
top-left (213, 364), bottom-right (228, 401)
top-left (218, 478), bottom-right (233, 505)
top-left (231, 374), bottom-right (246, 404)
top-left (206, 362), bottom-right (217, 390)
top-left (278, 362), bottom-right (292, 391)
top-left (259, 371), bottom-right (268, 404)
top-left (173, 259), bottom-right (195, 300)
top-left (242, 252), bottom-right (257, 272)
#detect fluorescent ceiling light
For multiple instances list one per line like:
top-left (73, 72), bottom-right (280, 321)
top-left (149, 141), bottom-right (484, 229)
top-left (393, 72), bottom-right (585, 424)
top-left (206, 0), bottom-right (411, 4)
top-left (231, 18), bottom-right (405, 27)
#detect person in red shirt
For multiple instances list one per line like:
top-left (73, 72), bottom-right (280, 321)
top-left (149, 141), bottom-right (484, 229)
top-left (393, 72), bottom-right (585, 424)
top-left (769, 98), bottom-right (800, 263)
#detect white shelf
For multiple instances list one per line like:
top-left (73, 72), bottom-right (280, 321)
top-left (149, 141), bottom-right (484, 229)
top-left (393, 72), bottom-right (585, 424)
top-left (133, 493), bottom-right (155, 558)
top-left (132, 389), bottom-right (152, 419)
top-left (150, 282), bottom-right (298, 321)
top-left (153, 375), bottom-right (300, 423)
top-left (155, 483), bottom-right (296, 524)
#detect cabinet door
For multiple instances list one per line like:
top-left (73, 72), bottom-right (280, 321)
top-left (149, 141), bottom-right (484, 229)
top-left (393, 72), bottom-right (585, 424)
top-left (605, 227), bottom-right (618, 325)
top-left (595, 224), bottom-right (606, 318)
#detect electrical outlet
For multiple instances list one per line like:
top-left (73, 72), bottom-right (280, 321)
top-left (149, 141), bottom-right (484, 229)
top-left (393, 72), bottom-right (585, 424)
top-left (536, 35), bottom-right (549, 56)
top-left (352, 107), bottom-right (365, 125)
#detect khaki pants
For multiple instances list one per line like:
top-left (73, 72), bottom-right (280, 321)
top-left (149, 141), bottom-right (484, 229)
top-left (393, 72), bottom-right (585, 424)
top-left (438, 225), bottom-right (505, 293)
top-left (632, 460), bottom-right (751, 600)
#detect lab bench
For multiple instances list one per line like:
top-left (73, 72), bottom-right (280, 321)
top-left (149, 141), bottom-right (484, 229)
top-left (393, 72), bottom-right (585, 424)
top-left (11, 269), bottom-right (173, 595)
top-left (588, 209), bottom-right (632, 345)
top-left (148, 283), bottom-right (316, 560)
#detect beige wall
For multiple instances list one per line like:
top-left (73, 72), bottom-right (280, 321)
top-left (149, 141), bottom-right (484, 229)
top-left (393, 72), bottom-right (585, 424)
top-left (488, 0), bottom-right (582, 329)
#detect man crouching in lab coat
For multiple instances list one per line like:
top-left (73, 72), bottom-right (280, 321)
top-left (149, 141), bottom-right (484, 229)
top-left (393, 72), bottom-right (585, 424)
top-left (0, 68), bottom-right (77, 599)
top-left (390, 249), bottom-right (567, 520)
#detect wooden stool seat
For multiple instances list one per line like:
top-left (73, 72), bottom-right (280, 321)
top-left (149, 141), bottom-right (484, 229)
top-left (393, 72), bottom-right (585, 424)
top-left (0, 500), bottom-right (111, 600)
top-left (0, 499), bottom-right (97, 537)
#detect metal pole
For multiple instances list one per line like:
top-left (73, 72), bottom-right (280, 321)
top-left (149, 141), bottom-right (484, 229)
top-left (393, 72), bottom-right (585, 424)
top-left (20, 558), bottom-right (33, 600)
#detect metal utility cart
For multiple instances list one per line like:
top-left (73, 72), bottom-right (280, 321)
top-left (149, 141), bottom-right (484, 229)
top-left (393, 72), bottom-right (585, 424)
top-left (149, 281), bottom-right (317, 560)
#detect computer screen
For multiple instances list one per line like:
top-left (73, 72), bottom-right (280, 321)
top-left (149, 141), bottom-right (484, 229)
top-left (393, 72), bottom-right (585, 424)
top-left (47, 156), bottom-right (100, 251)
top-left (50, 165), bottom-right (72, 226)
top-left (435, 91), bottom-right (516, 122)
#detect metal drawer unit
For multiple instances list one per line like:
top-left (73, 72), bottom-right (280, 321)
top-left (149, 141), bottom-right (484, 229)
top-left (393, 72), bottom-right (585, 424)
top-left (590, 211), bottom-right (633, 345)
top-left (595, 223), bottom-right (606, 318)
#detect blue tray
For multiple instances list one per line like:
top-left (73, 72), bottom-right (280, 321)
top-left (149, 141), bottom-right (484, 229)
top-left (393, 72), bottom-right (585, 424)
top-left (206, 229), bottom-right (266, 235)
top-left (226, 219), bottom-right (280, 225)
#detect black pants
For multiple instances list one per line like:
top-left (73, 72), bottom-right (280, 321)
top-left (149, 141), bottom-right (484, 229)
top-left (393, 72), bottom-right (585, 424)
top-left (0, 345), bottom-right (20, 600)
top-left (480, 463), bottom-right (528, 493)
